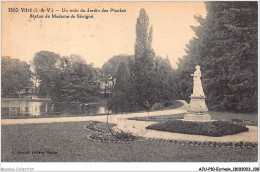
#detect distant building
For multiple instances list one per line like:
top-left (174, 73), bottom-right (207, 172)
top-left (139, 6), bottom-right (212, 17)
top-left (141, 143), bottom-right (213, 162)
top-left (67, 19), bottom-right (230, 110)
top-left (100, 80), bottom-right (113, 99)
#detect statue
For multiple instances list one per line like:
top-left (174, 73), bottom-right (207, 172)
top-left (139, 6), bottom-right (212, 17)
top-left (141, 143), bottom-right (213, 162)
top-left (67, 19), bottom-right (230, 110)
top-left (184, 65), bottom-right (211, 121)
top-left (191, 65), bottom-right (205, 97)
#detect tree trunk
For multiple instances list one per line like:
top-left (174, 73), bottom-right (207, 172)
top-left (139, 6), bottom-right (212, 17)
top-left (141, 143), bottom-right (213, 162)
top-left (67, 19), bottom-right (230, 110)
top-left (105, 82), bottom-right (107, 94)
top-left (46, 90), bottom-right (50, 98)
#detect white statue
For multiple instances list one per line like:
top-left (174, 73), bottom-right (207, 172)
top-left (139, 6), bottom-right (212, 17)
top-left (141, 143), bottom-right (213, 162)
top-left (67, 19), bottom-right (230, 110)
top-left (184, 65), bottom-right (210, 121)
top-left (191, 65), bottom-right (205, 97)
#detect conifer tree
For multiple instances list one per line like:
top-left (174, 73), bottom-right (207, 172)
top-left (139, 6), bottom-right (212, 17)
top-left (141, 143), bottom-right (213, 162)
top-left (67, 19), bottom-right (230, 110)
top-left (133, 8), bottom-right (156, 107)
top-left (176, 2), bottom-right (257, 112)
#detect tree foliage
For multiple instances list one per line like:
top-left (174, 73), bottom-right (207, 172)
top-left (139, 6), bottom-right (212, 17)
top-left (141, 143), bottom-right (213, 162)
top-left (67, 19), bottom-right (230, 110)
top-left (102, 55), bottom-right (134, 92)
top-left (32, 51), bottom-right (101, 102)
top-left (1, 56), bottom-right (33, 96)
top-left (176, 2), bottom-right (257, 112)
top-left (52, 56), bottom-right (101, 103)
top-left (153, 56), bottom-right (177, 102)
top-left (108, 61), bottom-right (133, 112)
top-left (133, 8), bottom-right (156, 106)
top-left (32, 51), bottom-right (61, 97)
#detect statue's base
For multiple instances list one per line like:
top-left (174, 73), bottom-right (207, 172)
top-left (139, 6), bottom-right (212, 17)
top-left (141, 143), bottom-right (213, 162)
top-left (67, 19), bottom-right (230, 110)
top-left (184, 113), bottom-right (211, 122)
top-left (189, 95), bottom-right (208, 112)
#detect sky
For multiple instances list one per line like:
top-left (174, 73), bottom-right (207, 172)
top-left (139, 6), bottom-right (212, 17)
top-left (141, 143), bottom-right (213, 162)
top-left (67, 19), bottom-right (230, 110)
top-left (2, 1), bottom-right (207, 68)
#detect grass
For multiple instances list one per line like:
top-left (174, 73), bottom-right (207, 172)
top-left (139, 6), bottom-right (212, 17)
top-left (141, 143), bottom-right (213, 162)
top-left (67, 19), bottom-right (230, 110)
top-left (1, 121), bottom-right (257, 162)
top-left (210, 111), bottom-right (258, 126)
top-left (146, 120), bottom-right (249, 137)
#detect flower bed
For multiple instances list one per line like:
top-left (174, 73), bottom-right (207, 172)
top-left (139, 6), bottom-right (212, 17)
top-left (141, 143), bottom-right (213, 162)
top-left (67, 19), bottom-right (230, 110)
top-left (146, 120), bottom-right (249, 137)
top-left (85, 121), bottom-right (256, 149)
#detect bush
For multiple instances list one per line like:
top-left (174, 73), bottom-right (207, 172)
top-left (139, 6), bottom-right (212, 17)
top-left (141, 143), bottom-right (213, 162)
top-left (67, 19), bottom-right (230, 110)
top-left (113, 129), bottom-right (136, 141)
top-left (146, 120), bottom-right (249, 137)
top-left (107, 91), bottom-right (133, 113)
top-left (164, 101), bottom-right (183, 109)
top-left (150, 102), bottom-right (164, 111)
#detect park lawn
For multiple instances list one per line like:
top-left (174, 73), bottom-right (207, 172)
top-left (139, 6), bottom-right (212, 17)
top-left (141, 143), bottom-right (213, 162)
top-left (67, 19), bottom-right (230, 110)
top-left (1, 121), bottom-right (257, 162)
top-left (130, 111), bottom-right (258, 126)
top-left (210, 111), bottom-right (258, 125)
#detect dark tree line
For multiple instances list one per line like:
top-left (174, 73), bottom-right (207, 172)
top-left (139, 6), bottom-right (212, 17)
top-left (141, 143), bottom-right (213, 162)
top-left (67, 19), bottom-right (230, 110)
top-left (2, 52), bottom-right (102, 103)
top-left (176, 1), bottom-right (257, 112)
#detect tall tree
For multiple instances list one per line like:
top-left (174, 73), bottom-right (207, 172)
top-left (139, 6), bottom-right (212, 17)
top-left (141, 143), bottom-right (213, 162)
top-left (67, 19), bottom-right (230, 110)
top-left (222, 2), bottom-right (257, 112)
top-left (133, 8), bottom-right (156, 107)
top-left (176, 2), bottom-right (257, 112)
top-left (106, 9), bottom-right (180, 112)
top-left (1, 56), bottom-right (33, 97)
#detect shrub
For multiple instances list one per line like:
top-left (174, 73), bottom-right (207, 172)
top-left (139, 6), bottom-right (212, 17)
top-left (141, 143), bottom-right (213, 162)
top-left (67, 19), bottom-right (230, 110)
top-left (146, 120), bottom-right (248, 137)
top-left (164, 101), bottom-right (183, 109)
top-left (113, 129), bottom-right (136, 141)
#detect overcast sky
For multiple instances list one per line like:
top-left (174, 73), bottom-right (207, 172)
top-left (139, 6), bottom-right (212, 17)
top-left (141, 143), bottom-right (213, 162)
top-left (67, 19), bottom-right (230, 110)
top-left (2, 1), bottom-right (207, 68)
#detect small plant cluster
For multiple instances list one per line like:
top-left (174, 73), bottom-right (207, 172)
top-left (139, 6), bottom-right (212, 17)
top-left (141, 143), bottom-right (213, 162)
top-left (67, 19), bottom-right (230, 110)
top-left (146, 120), bottom-right (249, 137)
top-left (88, 132), bottom-right (139, 144)
top-left (85, 121), bottom-right (141, 143)
top-left (85, 121), bottom-right (106, 134)
top-left (113, 129), bottom-right (136, 141)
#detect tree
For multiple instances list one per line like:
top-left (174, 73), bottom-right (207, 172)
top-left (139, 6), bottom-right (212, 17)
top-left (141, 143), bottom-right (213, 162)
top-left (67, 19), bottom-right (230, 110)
top-left (176, 2), bottom-right (257, 112)
top-left (32, 51), bottom-right (61, 97)
top-left (221, 2), bottom-right (257, 112)
top-left (108, 61), bottom-right (132, 112)
top-left (1, 56), bottom-right (33, 97)
top-left (102, 55), bottom-right (134, 93)
top-left (105, 9), bottom-right (180, 112)
top-left (153, 56), bottom-right (177, 102)
top-left (133, 8), bottom-right (156, 107)
top-left (52, 56), bottom-right (100, 103)
top-left (68, 54), bottom-right (87, 64)
top-left (175, 38), bottom-right (199, 101)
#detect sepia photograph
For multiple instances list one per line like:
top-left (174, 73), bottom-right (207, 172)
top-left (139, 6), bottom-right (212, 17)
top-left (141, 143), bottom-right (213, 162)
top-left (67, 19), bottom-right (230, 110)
top-left (1, 1), bottom-right (258, 171)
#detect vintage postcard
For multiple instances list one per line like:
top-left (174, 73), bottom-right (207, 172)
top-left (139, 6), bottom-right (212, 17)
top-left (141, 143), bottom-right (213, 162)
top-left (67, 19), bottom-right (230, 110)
top-left (1, 1), bottom-right (258, 171)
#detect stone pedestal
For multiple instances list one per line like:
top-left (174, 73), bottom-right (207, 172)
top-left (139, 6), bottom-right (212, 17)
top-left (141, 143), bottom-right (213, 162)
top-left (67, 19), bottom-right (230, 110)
top-left (184, 95), bottom-right (211, 121)
top-left (184, 113), bottom-right (211, 121)
top-left (189, 95), bottom-right (208, 113)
